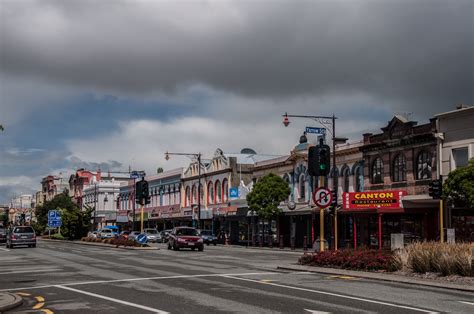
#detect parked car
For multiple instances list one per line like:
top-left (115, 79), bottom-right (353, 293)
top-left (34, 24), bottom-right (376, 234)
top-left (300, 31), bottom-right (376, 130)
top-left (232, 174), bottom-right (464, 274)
top-left (143, 228), bottom-right (161, 243)
top-left (102, 226), bottom-right (120, 238)
top-left (0, 227), bottom-right (6, 244)
top-left (200, 230), bottom-right (217, 246)
top-left (168, 227), bottom-right (203, 251)
top-left (119, 230), bottom-right (131, 240)
top-left (99, 228), bottom-right (116, 239)
top-left (87, 230), bottom-right (99, 238)
top-left (6, 226), bottom-right (36, 248)
top-left (160, 229), bottom-right (172, 243)
top-left (128, 231), bottom-right (141, 241)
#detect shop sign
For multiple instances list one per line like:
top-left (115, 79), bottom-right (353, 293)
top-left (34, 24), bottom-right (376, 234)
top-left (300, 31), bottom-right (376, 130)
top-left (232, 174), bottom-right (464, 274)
top-left (342, 190), bottom-right (406, 210)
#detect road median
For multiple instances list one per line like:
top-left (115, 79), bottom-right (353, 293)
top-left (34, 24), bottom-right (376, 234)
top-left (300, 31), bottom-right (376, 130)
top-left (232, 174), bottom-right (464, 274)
top-left (277, 264), bottom-right (474, 292)
top-left (39, 237), bottom-right (158, 250)
top-left (0, 292), bottom-right (23, 312)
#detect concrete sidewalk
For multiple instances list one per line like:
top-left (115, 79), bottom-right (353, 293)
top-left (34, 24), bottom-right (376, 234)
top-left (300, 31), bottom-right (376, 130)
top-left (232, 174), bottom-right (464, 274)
top-left (0, 292), bottom-right (22, 312)
top-left (278, 264), bottom-right (474, 292)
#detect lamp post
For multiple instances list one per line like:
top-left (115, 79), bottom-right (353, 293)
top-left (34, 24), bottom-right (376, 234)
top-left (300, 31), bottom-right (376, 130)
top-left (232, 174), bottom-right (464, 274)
top-left (282, 112), bottom-right (345, 250)
top-left (165, 151), bottom-right (202, 229)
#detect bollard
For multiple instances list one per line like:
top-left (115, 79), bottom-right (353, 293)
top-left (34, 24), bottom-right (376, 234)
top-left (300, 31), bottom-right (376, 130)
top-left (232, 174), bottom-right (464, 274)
top-left (268, 235), bottom-right (273, 248)
top-left (259, 235), bottom-right (263, 248)
top-left (291, 236), bottom-right (295, 250)
top-left (279, 235), bottom-right (284, 249)
top-left (303, 236), bottom-right (308, 251)
top-left (252, 235), bottom-right (256, 247)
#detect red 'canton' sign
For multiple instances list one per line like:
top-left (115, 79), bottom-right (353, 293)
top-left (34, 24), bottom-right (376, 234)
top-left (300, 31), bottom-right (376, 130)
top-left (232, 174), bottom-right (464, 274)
top-left (342, 190), bottom-right (407, 211)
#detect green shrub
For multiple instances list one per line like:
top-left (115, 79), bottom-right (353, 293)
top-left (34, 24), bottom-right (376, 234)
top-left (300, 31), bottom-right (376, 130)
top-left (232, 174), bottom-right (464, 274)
top-left (50, 233), bottom-right (66, 240)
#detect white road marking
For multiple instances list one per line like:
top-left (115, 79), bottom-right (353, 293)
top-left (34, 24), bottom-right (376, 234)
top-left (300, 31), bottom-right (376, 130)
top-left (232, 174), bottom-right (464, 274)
top-left (0, 271), bottom-right (279, 292)
top-left (55, 285), bottom-right (169, 313)
top-left (0, 248), bottom-right (10, 252)
top-left (304, 310), bottom-right (331, 314)
top-left (223, 275), bottom-right (438, 314)
top-left (459, 301), bottom-right (474, 306)
top-left (0, 268), bottom-right (62, 275)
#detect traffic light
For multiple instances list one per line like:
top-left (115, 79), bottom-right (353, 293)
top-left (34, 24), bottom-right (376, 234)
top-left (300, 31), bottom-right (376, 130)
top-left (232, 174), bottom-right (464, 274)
top-left (308, 144), bottom-right (331, 177)
top-left (136, 179), bottom-right (150, 205)
top-left (428, 179), bottom-right (442, 199)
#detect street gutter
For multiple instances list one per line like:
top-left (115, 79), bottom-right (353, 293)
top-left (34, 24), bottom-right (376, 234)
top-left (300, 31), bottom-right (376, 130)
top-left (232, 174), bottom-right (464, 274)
top-left (277, 264), bottom-right (474, 292)
top-left (39, 238), bottom-right (158, 250)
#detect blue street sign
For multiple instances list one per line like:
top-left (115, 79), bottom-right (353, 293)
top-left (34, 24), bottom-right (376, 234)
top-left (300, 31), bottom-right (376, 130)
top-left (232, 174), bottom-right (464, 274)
top-left (130, 171), bottom-right (146, 179)
top-left (229, 187), bottom-right (239, 199)
top-left (306, 127), bottom-right (326, 135)
top-left (48, 210), bottom-right (62, 227)
top-left (136, 233), bottom-right (148, 244)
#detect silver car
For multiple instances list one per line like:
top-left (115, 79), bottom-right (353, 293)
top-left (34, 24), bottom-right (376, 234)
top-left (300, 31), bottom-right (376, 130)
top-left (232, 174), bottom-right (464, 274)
top-left (6, 226), bottom-right (36, 248)
top-left (144, 228), bottom-right (162, 243)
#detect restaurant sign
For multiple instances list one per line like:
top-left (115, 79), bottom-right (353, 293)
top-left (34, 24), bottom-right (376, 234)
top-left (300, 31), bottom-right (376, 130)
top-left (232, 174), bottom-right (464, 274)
top-left (342, 190), bottom-right (406, 211)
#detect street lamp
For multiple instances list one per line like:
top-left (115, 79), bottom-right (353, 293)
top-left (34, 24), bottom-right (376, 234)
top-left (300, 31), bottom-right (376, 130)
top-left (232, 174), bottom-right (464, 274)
top-left (165, 151), bottom-right (202, 229)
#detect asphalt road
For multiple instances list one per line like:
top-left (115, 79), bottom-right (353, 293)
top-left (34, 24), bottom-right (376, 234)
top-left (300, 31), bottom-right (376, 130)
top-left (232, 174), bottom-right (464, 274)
top-left (0, 240), bottom-right (473, 313)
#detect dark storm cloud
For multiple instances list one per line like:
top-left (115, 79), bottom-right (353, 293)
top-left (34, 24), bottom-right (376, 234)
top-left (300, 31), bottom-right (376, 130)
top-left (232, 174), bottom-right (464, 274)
top-left (1, 0), bottom-right (472, 114)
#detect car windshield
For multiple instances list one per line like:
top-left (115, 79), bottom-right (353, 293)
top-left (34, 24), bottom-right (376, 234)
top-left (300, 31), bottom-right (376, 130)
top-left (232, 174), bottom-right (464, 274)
top-left (145, 230), bottom-right (158, 234)
top-left (13, 226), bottom-right (34, 233)
top-left (176, 228), bottom-right (198, 236)
top-left (200, 230), bottom-right (212, 235)
top-left (102, 229), bottom-right (112, 233)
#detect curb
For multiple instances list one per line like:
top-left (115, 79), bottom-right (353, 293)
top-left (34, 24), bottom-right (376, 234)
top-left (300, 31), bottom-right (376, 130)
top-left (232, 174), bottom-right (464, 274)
top-left (277, 264), bottom-right (474, 292)
top-left (218, 244), bottom-right (306, 254)
top-left (39, 238), bottom-right (158, 250)
top-left (0, 293), bottom-right (23, 313)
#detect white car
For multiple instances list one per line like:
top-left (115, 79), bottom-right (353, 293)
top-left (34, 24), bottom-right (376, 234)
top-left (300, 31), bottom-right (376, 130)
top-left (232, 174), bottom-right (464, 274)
top-left (87, 231), bottom-right (99, 238)
top-left (128, 231), bottom-right (141, 241)
top-left (99, 228), bottom-right (115, 239)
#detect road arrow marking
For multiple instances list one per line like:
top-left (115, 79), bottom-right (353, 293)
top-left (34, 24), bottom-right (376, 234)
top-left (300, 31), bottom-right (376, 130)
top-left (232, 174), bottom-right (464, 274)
top-left (459, 301), bottom-right (474, 306)
top-left (304, 309), bottom-right (331, 314)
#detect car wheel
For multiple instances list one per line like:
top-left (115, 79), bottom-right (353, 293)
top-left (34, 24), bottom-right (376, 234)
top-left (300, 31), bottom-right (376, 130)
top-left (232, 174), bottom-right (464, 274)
top-left (173, 244), bottom-right (179, 251)
top-left (32, 244), bottom-right (36, 248)
top-left (167, 242), bottom-right (171, 250)
top-left (198, 247), bottom-right (204, 252)
top-left (206, 243), bottom-right (209, 246)
top-left (191, 247), bottom-right (196, 251)
top-left (213, 243), bottom-right (217, 246)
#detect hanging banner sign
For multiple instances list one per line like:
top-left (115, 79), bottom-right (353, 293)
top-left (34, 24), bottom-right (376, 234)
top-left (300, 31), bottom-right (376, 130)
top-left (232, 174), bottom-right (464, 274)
top-left (342, 190), bottom-right (406, 211)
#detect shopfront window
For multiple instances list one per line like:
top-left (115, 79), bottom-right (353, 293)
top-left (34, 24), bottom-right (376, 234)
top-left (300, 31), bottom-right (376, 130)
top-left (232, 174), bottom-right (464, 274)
top-left (393, 154), bottom-right (407, 182)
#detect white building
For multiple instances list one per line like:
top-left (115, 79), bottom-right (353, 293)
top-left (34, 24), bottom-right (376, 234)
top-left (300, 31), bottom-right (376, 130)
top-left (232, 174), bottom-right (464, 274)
top-left (82, 177), bottom-right (122, 229)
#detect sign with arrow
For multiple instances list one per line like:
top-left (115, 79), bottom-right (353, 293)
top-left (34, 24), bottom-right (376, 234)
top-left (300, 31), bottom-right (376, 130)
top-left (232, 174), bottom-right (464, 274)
top-left (312, 188), bottom-right (333, 209)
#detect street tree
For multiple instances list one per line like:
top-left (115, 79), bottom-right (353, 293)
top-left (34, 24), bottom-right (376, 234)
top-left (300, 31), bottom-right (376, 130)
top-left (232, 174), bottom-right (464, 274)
top-left (443, 158), bottom-right (474, 209)
top-left (246, 173), bottom-right (291, 242)
top-left (34, 191), bottom-right (92, 239)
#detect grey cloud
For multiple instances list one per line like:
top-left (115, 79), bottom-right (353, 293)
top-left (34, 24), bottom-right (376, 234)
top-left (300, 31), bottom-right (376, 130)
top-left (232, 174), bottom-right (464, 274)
top-left (68, 156), bottom-right (123, 172)
top-left (1, 0), bottom-right (472, 116)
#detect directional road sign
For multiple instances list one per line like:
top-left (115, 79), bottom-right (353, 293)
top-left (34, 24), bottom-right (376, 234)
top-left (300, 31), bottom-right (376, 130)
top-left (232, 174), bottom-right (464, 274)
top-left (136, 233), bottom-right (148, 244)
top-left (306, 127), bottom-right (326, 135)
top-left (313, 188), bottom-right (333, 209)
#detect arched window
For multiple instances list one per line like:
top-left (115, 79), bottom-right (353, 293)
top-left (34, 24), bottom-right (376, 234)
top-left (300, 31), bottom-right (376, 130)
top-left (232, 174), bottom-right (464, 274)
top-left (342, 167), bottom-right (350, 192)
top-left (393, 154), bottom-right (407, 182)
top-left (207, 182), bottom-right (214, 205)
top-left (200, 183), bottom-right (204, 203)
top-left (215, 180), bottom-right (221, 203)
top-left (417, 151), bottom-right (432, 180)
top-left (332, 168), bottom-right (339, 191)
top-left (299, 174), bottom-right (306, 200)
top-left (353, 165), bottom-right (363, 192)
top-left (372, 157), bottom-right (383, 184)
top-left (192, 185), bottom-right (197, 204)
top-left (222, 179), bottom-right (229, 202)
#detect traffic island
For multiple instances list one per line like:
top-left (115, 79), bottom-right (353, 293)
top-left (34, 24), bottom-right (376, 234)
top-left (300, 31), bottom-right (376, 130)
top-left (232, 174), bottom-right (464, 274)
top-left (39, 237), bottom-right (158, 250)
top-left (0, 292), bottom-right (23, 312)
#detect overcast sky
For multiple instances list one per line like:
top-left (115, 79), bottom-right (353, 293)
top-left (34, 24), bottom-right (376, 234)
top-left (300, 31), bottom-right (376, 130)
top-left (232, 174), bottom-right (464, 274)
top-left (0, 0), bottom-right (472, 203)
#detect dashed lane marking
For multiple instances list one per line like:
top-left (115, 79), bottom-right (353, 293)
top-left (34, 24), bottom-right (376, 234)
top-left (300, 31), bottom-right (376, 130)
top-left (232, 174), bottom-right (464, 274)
top-left (41, 310), bottom-right (54, 314)
top-left (304, 310), bottom-right (331, 314)
top-left (0, 268), bottom-right (63, 275)
top-left (55, 285), bottom-right (169, 314)
top-left (35, 296), bottom-right (45, 302)
top-left (222, 275), bottom-right (438, 313)
top-left (33, 302), bottom-right (45, 310)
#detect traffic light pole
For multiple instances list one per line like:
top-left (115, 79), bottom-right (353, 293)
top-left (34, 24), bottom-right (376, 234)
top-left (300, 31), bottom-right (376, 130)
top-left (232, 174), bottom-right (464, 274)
top-left (319, 176), bottom-right (325, 252)
top-left (332, 114), bottom-right (337, 251)
top-left (140, 201), bottom-right (145, 233)
top-left (440, 199), bottom-right (444, 243)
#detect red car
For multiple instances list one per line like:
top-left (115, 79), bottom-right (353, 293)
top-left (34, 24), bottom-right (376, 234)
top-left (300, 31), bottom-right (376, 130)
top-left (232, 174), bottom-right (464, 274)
top-left (167, 227), bottom-right (204, 251)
